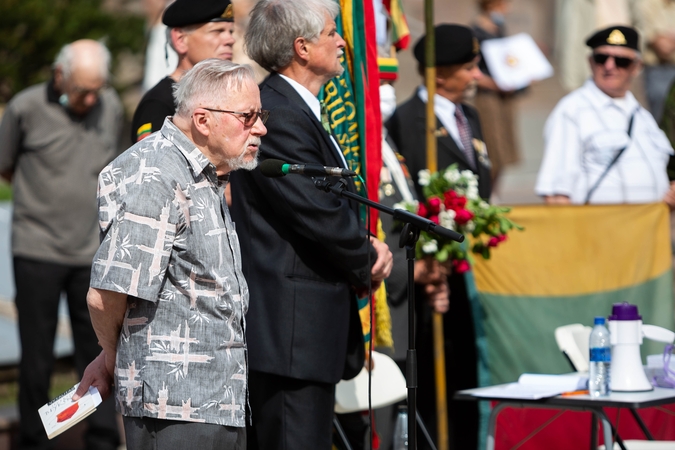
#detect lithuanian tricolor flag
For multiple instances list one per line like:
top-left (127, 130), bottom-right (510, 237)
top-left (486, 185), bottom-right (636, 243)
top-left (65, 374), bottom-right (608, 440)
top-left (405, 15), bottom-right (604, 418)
top-left (472, 203), bottom-right (674, 385)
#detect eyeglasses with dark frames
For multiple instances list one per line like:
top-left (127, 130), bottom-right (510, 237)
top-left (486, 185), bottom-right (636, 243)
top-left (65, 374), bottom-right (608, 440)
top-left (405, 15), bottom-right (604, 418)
top-left (202, 108), bottom-right (270, 127)
top-left (592, 53), bottom-right (635, 69)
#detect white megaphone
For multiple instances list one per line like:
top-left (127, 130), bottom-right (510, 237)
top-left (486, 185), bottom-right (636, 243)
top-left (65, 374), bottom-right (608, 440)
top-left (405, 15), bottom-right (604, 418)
top-left (608, 302), bottom-right (675, 392)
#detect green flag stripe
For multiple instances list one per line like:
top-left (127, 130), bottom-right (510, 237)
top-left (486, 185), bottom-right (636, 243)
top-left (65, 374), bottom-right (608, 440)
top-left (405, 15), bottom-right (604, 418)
top-left (478, 271), bottom-right (675, 385)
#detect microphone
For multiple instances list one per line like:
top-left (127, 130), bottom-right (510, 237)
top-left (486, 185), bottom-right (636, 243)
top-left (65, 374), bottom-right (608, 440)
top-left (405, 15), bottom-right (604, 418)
top-left (260, 159), bottom-right (357, 178)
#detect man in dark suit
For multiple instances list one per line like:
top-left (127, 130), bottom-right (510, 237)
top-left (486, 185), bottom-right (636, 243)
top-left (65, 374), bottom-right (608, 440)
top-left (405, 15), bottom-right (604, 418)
top-left (387, 24), bottom-right (491, 200)
top-left (386, 24), bottom-right (491, 450)
top-left (230, 0), bottom-right (393, 449)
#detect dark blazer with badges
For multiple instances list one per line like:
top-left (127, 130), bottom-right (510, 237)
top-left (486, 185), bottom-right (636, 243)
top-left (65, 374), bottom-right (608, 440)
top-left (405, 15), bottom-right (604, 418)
top-left (386, 91), bottom-right (492, 200)
top-left (230, 73), bottom-right (371, 384)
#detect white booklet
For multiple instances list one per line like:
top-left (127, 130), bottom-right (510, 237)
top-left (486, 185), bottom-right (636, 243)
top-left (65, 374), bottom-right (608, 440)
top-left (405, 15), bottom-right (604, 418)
top-left (38, 383), bottom-right (102, 439)
top-left (472, 373), bottom-right (589, 400)
top-left (481, 33), bottom-right (554, 91)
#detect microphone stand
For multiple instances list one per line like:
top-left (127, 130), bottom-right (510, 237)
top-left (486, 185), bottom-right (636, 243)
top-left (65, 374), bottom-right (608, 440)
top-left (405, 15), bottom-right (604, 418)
top-left (314, 178), bottom-right (463, 450)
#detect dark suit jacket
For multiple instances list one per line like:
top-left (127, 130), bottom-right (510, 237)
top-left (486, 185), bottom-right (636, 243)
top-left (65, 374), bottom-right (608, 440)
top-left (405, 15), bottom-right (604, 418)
top-left (230, 73), bottom-right (371, 384)
top-left (386, 90), bottom-right (492, 200)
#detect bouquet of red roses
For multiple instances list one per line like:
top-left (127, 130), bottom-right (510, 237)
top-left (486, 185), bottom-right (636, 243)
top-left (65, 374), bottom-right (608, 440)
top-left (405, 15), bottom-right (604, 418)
top-left (394, 164), bottom-right (522, 273)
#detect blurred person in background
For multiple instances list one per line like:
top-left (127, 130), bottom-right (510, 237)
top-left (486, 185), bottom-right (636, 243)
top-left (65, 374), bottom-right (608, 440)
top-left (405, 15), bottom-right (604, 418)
top-left (0, 39), bottom-right (122, 450)
top-left (131, 0), bottom-right (235, 144)
top-left (536, 26), bottom-right (675, 206)
top-left (555, 0), bottom-right (634, 92)
top-left (141, 0), bottom-right (178, 92)
top-left (472, 0), bottom-right (524, 189)
top-left (386, 24), bottom-right (490, 450)
top-left (634, 0), bottom-right (675, 123)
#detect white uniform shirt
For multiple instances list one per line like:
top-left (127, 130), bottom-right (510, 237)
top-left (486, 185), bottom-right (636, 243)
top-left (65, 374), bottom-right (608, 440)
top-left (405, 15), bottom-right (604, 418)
top-left (535, 79), bottom-right (673, 204)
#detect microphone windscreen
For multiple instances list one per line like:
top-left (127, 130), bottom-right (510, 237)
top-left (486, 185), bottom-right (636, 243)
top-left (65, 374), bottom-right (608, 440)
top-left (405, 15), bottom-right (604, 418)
top-left (259, 159), bottom-right (287, 178)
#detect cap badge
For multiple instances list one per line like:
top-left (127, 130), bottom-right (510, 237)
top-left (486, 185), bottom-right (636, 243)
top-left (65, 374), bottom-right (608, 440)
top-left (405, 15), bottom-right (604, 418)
top-left (607, 29), bottom-right (627, 45)
top-left (473, 37), bottom-right (480, 54)
top-left (221, 4), bottom-right (234, 20)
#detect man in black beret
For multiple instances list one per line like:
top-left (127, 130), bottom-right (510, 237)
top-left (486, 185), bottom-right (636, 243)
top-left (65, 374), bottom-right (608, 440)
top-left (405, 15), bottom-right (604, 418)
top-left (131, 0), bottom-right (235, 144)
top-left (536, 25), bottom-right (675, 206)
top-left (385, 23), bottom-right (489, 450)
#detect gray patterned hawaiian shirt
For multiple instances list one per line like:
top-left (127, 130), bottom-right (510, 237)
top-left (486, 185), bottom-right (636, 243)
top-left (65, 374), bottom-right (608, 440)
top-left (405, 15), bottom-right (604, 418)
top-left (90, 118), bottom-right (248, 427)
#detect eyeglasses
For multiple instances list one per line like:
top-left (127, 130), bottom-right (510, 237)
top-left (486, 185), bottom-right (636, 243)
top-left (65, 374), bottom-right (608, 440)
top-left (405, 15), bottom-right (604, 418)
top-left (592, 53), bottom-right (635, 69)
top-left (202, 108), bottom-right (270, 127)
top-left (69, 83), bottom-right (107, 97)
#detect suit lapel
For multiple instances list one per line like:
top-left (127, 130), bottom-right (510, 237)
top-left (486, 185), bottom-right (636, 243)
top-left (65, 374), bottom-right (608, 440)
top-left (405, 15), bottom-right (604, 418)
top-left (265, 74), bottom-right (341, 167)
top-left (265, 74), bottom-right (360, 198)
top-left (411, 96), bottom-right (473, 170)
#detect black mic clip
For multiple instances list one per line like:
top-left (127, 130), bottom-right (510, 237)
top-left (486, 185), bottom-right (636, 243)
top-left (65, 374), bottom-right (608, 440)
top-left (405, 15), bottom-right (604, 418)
top-left (313, 177), bottom-right (347, 194)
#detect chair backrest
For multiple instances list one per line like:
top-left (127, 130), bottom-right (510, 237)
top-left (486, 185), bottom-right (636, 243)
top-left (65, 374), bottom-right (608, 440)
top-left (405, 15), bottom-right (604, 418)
top-left (554, 324), bottom-right (592, 372)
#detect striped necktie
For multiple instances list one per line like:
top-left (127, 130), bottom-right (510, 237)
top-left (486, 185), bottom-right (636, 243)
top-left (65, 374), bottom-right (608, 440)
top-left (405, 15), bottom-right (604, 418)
top-left (454, 105), bottom-right (477, 170)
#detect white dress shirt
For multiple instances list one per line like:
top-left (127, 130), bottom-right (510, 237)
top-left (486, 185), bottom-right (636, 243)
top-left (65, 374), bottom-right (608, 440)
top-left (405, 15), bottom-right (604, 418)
top-left (279, 74), bottom-right (348, 168)
top-left (535, 79), bottom-right (673, 204)
top-left (417, 86), bottom-right (464, 150)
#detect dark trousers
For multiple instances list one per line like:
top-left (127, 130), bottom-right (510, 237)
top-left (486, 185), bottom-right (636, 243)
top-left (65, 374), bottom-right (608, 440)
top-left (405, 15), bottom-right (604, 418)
top-left (247, 371), bottom-right (335, 450)
top-left (416, 273), bottom-right (479, 450)
top-left (123, 416), bottom-right (245, 450)
top-left (14, 257), bottom-right (119, 450)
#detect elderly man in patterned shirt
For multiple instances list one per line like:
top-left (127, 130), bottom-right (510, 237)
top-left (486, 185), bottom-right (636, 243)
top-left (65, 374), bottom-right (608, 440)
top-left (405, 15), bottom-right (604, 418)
top-left (74, 59), bottom-right (267, 450)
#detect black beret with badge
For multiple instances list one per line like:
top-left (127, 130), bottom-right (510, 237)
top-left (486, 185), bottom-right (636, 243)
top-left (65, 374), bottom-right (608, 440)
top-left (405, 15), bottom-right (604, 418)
top-left (163, 0), bottom-right (234, 27)
top-left (585, 25), bottom-right (639, 51)
top-left (413, 24), bottom-right (480, 67)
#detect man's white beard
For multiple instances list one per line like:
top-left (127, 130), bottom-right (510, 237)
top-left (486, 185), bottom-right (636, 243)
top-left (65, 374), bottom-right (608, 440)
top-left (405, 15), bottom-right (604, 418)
top-left (226, 146), bottom-right (259, 172)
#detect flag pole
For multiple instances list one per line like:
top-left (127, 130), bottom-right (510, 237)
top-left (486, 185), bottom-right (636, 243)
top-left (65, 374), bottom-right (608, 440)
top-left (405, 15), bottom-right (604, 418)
top-left (424, 1), bottom-right (449, 449)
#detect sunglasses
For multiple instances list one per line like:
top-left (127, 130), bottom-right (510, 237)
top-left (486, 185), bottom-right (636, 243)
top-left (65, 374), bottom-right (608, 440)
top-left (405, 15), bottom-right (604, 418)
top-left (203, 108), bottom-right (270, 127)
top-left (592, 53), bottom-right (635, 69)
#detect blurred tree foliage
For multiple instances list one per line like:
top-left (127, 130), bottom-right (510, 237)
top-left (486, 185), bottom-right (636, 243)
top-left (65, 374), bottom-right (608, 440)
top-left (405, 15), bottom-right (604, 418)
top-left (0, 0), bottom-right (145, 103)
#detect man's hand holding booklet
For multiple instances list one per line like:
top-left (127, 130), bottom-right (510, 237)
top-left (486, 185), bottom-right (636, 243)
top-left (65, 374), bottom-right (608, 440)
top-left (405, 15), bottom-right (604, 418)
top-left (38, 383), bottom-right (102, 439)
top-left (472, 374), bottom-right (589, 400)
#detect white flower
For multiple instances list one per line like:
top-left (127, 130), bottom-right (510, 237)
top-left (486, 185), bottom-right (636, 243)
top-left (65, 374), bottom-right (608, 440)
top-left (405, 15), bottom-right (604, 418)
top-left (393, 200), bottom-right (417, 212)
top-left (461, 170), bottom-right (476, 180)
top-left (422, 240), bottom-right (438, 253)
top-left (467, 186), bottom-right (479, 200)
top-left (479, 201), bottom-right (489, 210)
top-left (439, 211), bottom-right (456, 230)
top-left (464, 221), bottom-right (475, 232)
top-left (418, 169), bottom-right (431, 186)
top-left (443, 169), bottom-right (460, 183)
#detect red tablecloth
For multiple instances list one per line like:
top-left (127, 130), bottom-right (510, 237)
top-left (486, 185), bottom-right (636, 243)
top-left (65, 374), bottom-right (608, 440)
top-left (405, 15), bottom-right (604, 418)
top-left (493, 403), bottom-right (675, 449)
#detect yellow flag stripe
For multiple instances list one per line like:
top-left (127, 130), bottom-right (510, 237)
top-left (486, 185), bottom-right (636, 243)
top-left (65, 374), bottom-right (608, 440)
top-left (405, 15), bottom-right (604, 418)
top-left (473, 203), bottom-right (672, 296)
top-left (136, 123), bottom-right (153, 141)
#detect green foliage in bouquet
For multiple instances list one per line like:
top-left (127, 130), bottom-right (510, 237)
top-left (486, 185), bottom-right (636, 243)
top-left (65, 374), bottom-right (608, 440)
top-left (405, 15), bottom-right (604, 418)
top-left (394, 164), bottom-right (523, 273)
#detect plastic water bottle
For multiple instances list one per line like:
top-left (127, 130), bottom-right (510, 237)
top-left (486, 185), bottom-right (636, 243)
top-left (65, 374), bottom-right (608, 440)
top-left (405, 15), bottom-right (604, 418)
top-left (589, 316), bottom-right (611, 397)
top-left (393, 405), bottom-right (408, 449)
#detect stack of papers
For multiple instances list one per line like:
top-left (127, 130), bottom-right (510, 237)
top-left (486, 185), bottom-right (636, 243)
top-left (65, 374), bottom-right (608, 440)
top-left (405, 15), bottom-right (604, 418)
top-left (472, 374), bottom-right (589, 400)
top-left (481, 33), bottom-right (554, 91)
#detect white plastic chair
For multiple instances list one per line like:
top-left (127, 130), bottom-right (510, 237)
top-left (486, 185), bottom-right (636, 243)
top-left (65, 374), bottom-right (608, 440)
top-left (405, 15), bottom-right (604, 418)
top-left (554, 323), bottom-right (592, 372)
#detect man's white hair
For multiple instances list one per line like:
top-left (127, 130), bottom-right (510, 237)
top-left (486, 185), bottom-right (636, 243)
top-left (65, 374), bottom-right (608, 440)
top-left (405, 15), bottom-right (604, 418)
top-left (173, 59), bottom-right (255, 118)
top-left (53, 41), bottom-right (111, 81)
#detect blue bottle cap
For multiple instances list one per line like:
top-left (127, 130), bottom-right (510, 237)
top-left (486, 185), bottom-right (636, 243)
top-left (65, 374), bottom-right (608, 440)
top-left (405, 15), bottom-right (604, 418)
top-left (594, 316), bottom-right (605, 325)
